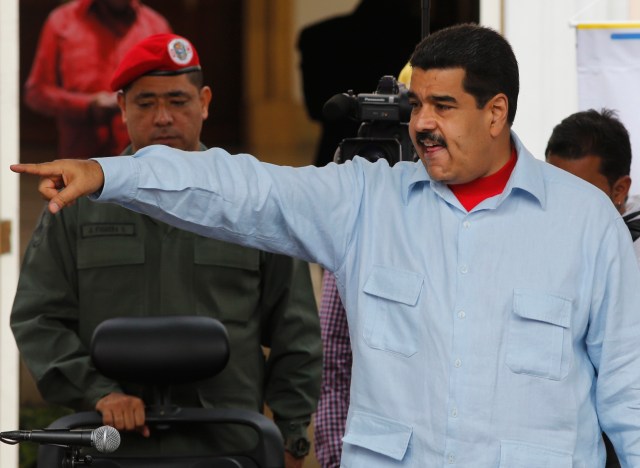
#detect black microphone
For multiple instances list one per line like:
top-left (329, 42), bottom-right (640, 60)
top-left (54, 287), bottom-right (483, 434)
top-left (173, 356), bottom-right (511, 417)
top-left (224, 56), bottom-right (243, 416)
top-left (0, 425), bottom-right (120, 453)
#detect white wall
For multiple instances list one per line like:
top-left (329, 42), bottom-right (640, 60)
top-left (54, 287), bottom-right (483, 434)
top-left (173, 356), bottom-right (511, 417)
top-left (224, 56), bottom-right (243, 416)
top-left (504, 0), bottom-right (583, 159)
top-left (0, 0), bottom-right (22, 463)
top-left (499, 0), bottom-right (639, 160)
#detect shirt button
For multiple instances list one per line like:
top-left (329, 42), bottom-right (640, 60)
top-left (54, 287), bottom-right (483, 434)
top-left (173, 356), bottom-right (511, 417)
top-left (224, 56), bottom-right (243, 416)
top-left (448, 453), bottom-right (456, 464)
top-left (459, 264), bottom-right (469, 274)
top-left (457, 310), bottom-right (466, 319)
top-left (451, 407), bottom-right (458, 418)
top-left (463, 221), bottom-right (471, 228)
top-left (454, 359), bottom-right (462, 368)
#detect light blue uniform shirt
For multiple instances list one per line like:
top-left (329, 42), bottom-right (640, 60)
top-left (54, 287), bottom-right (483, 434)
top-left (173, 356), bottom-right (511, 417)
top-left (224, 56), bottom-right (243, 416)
top-left (95, 133), bottom-right (640, 467)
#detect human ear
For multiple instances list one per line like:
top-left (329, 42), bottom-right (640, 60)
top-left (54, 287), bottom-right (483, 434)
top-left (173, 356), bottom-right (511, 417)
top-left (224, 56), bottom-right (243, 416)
top-left (117, 91), bottom-right (127, 123)
top-left (200, 86), bottom-right (212, 120)
top-left (487, 93), bottom-right (508, 137)
top-left (612, 175), bottom-right (632, 208)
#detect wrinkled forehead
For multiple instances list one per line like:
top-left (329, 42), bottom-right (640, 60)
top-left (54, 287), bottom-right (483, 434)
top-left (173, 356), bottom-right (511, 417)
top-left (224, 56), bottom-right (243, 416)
top-left (408, 67), bottom-right (467, 95)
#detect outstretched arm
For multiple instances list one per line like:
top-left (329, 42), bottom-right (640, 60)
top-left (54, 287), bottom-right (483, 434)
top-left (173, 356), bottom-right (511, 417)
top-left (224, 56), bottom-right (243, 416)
top-left (10, 159), bottom-right (105, 214)
top-left (12, 145), bottom-right (362, 269)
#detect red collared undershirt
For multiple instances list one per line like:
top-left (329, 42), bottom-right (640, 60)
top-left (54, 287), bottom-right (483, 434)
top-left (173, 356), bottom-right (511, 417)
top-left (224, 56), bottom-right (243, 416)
top-left (449, 147), bottom-right (517, 212)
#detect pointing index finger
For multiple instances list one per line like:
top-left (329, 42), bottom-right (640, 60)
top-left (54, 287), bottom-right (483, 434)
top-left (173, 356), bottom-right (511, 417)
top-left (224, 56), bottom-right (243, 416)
top-left (10, 162), bottom-right (62, 176)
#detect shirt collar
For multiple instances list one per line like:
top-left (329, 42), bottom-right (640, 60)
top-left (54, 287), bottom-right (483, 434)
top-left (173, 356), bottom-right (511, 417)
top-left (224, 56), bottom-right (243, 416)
top-left (402, 131), bottom-right (547, 209)
top-left (504, 131), bottom-right (547, 209)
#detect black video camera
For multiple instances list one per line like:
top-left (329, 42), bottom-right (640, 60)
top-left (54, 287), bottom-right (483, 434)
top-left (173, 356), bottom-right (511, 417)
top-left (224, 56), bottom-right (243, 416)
top-left (322, 75), bottom-right (417, 166)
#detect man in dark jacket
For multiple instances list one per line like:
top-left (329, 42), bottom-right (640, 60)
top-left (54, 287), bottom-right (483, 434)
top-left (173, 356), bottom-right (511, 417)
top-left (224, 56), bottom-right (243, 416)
top-left (11, 34), bottom-right (321, 468)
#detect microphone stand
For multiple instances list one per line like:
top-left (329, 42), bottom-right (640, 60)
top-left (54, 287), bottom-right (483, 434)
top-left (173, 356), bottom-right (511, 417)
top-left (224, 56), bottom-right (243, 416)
top-left (62, 446), bottom-right (94, 467)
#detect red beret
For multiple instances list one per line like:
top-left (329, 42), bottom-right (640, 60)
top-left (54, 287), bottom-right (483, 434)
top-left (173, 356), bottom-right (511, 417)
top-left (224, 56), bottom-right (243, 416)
top-left (110, 34), bottom-right (201, 91)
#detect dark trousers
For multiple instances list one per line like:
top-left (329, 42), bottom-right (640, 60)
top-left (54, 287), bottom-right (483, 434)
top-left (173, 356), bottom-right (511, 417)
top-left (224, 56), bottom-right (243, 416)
top-left (604, 432), bottom-right (621, 468)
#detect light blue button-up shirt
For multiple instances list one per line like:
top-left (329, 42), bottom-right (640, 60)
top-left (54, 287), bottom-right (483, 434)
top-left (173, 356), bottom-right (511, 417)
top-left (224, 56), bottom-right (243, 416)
top-left (95, 133), bottom-right (640, 467)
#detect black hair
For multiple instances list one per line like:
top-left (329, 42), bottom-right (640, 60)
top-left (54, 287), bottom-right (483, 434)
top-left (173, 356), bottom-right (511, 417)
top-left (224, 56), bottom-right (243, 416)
top-left (122, 69), bottom-right (204, 94)
top-left (545, 108), bottom-right (631, 185)
top-left (184, 69), bottom-right (204, 89)
top-left (410, 23), bottom-right (519, 125)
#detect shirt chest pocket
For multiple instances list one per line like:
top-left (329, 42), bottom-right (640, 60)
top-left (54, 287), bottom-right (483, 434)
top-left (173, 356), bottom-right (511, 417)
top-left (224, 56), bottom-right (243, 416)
top-left (499, 440), bottom-right (572, 467)
top-left (342, 410), bottom-right (413, 465)
top-left (362, 266), bottom-right (424, 358)
top-left (506, 289), bottom-right (573, 381)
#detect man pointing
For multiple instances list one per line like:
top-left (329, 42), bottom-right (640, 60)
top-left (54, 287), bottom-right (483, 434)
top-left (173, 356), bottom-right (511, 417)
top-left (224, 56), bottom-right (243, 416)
top-left (13, 24), bottom-right (640, 466)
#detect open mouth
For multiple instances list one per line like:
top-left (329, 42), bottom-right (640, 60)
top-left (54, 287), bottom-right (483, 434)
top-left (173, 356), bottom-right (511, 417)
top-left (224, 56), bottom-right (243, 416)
top-left (417, 132), bottom-right (446, 154)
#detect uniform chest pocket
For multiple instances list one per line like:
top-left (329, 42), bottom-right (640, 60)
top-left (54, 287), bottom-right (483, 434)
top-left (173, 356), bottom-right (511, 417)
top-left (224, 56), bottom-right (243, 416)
top-left (194, 238), bottom-right (261, 324)
top-left (194, 237), bottom-right (260, 270)
top-left (76, 237), bottom-right (145, 318)
top-left (362, 266), bottom-right (424, 357)
top-left (77, 236), bottom-right (145, 269)
top-left (506, 289), bottom-right (573, 381)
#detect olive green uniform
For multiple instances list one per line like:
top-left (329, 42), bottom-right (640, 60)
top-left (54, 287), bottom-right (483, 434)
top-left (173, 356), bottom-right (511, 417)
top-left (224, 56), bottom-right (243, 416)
top-left (11, 164), bottom-right (322, 449)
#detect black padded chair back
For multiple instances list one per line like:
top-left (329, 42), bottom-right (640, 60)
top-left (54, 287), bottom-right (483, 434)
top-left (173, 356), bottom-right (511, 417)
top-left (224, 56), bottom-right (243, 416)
top-left (37, 316), bottom-right (284, 468)
top-left (91, 315), bottom-right (230, 385)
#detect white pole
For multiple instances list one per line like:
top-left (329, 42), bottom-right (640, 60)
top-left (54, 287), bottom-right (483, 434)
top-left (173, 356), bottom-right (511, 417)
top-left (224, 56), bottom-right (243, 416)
top-left (481, 0), bottom-right (503, 32)
top-left (0, 0), bottom-right (22, 463)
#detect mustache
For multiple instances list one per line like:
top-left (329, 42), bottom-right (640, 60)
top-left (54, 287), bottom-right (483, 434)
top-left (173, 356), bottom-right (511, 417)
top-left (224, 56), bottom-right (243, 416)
top-left (416, 131), bottom-right (447, 147)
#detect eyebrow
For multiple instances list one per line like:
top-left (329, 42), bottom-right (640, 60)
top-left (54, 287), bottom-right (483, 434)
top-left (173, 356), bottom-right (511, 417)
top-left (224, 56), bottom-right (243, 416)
top-left (430, 94), bottom-right (457, 104)
top-left (407, 91), bottom-right (458, 104)
top-left (134, 90), bottom-right (191, 100)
